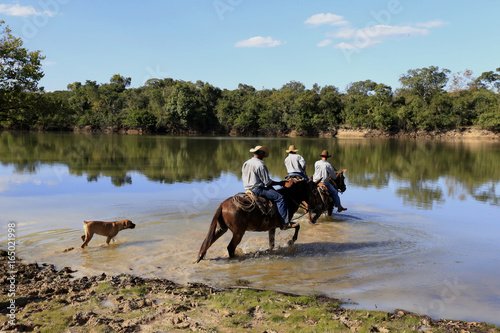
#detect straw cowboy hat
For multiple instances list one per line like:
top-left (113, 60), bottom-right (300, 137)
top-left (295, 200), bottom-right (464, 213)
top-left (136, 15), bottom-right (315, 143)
top-left (319, 150), bottom-right (332, 158)
top-left (286, 145), bottom-right (299, 153)
top-left (250, 145), bottom-right (269, 158)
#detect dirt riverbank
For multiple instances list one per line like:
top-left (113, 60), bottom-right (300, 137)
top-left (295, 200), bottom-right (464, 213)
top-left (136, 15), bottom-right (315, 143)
top-left (1, 255), bottom-right (499, 333)
top-left (334, 126), bottom-right (500, 140)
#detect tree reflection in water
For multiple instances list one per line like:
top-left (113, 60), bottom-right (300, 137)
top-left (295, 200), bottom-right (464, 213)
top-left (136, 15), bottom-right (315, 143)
top-left (0, 132), bottom-right (499, 208)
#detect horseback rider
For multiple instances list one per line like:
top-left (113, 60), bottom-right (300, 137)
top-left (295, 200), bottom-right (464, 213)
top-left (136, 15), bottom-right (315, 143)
top-left (312, 150), bottom-right (347, 214)
top-left (284, 144), bottom-right (309, 180)
top-left (242, 145), bottom-right (292, 229)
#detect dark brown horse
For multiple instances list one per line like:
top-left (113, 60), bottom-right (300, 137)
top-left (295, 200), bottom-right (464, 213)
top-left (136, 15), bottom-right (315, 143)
top-left (196, 179), bottom-right (319, 263)
top-left (306, 169), bottom-right (347, 224)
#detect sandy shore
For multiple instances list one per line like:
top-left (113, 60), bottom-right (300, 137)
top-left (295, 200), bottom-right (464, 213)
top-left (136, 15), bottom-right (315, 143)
top-left (334, 126), bottom-right (500, 140)
top-left (2, 254), bottom-right (499, 333)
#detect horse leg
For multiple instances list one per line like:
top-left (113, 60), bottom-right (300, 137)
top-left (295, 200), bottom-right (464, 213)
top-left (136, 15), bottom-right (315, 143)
top-left (268, 228), bottom-right (276, 250)
top-left (288, 224), bottom-right (301, 245)
top-left (328, 204), bottom-right (334, 216)
top-left (306, 208), bottom-right (322, 225)
top-left (197, 205), bottom-right (229, 263)
top-left (303, 202), bottom-right (314, 225)
top-left (227, 231), bottom-right (245, 258)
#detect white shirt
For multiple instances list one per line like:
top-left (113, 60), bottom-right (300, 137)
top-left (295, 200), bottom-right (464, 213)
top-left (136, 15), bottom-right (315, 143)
top-left (242, 157), bottom-right (272, 191)
top-left (284, 153), bottom-right (306, 174)
top-left (312, 160), bottom-right (336, 184)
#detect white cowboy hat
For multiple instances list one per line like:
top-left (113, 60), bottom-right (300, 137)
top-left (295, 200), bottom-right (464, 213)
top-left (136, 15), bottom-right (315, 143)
top-left (286, 145), bottom-right (299, 153)
top-left (249, 145), bottom-right (269, 158)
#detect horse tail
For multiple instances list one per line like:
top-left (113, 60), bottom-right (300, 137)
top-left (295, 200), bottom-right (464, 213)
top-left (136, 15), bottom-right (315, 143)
top-left (196, 203), bottom-right (224, 263)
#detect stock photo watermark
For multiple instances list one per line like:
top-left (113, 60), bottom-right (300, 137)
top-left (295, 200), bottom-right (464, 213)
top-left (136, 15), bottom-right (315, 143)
top-left (21, 0), bottom-right (70, 40)
top-left (213, 0), bottom-right (244, 21)
top-left (142, 65), bottom-right (170, 86)
top-left (416, 277), bottom-right (468, 316)
top-left (397, 141), bottom-right (436, 174)
top-left (339, 0), bottom-right (403, 62)
top-left (178, 174), bottom-right (233, 224)
top-left (5, 222), bottom-right (18, 326)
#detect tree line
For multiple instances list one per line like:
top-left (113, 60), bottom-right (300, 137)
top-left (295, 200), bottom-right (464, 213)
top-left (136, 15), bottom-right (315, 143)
top-left (2, 21), bottom-right (499, 134)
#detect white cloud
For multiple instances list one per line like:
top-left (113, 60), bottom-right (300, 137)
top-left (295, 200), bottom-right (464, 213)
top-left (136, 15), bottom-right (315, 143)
top-left (317, 39), bottom-right (333, 47)
top-left (416, 19), bottom-right (449, 28)
top-left (334, 39), bottom-right (381, 50)
top-left (358, 25), bottom-right (429, 39)
top-left (328, 24), bottom-right (433, 51)
top-left (311, 12), bottom-right (447, 51)
top-left (0, 3), bottom-right (56, 17)
top-left (235, 36), bottom-right (282, 48)
top-left (328, 27), bottom-right (357, 39)
top-left (43, 61), bottom-right (57, 66)
top-left (305, 13), bottom-right (349, 27)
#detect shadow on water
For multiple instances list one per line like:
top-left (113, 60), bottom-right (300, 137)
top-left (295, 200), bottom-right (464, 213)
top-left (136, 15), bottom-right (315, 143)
top-left (315, 213), bottom-right (363, 221)
top-left (77, 239), bottom-right (163, 251)
top-left (109, 239), bottom-right (163, 248)
top-left (201, 240), bottom-right (393, 263)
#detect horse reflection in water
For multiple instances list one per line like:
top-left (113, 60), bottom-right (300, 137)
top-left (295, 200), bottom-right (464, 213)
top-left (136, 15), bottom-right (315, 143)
top-left (196, 179), bottom-right (320, 263)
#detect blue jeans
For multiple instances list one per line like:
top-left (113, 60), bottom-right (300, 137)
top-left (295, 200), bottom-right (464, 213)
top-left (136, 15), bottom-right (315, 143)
top-left (253, 187), bottom-right (289, 225)
top-left (325, 182), bottom-right (341, 208)
top-left (288, 172), bottom-right (309, 181)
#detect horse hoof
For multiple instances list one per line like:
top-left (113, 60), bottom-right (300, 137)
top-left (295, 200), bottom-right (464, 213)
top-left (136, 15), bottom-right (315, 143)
top-left (288, 240), bottom-right (295, 246)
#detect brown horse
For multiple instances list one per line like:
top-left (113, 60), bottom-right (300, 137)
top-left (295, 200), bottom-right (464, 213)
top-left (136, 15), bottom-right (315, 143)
top-left (306, 169), bottom-right (347, 224)
top-left (196, 179), bottom-right (319, 263)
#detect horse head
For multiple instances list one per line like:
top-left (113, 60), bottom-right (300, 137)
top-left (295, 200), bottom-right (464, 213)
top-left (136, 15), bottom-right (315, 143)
top-left (335, 169), bottom-right (347, 194)
top-left (281, 178), bottom-right (310, 204)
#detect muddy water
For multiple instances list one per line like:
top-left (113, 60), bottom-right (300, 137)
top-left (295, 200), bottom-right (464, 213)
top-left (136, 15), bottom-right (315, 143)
top-left (1, 133), bottom-right (499, 325)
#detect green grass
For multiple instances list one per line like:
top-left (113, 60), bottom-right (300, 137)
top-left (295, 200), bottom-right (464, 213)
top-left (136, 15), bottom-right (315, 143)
top-left (95, 282), bottom-right (115, 294)
top-left (23, 301), bottom-right (75, 333)
top-left (119, 285), bottom-right (149, 297)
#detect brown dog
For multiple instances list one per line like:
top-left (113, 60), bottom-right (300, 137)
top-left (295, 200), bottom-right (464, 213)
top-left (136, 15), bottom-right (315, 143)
top-left (81, 219), bottom-right (136, 248)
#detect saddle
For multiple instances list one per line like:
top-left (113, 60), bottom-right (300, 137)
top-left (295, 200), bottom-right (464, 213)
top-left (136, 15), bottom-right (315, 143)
top-left (316, 182), bottom-right (333, 207)
top-left (232, 190), bottom-right (276, 217)
top-left (285, 174), bottom-right (306, 181)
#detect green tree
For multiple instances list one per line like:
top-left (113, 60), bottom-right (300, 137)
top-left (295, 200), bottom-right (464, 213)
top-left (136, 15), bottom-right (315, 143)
top-left (1, 20), bottom-right (45, 124)
top-left (346, 80), bottom-right (377, 96)
top-left (448, 69), bottom-right (477, 93)
top-left (399, 66), bottom-right (451, 104)
top-left (109, 74), bottom-right (131, 92)
top-left (343, 80), bottom-right (384, 128)
top-left (216, 84), bottom-right (259, 135)
top-left (313, 85), bottom-right (342, 133)
top-left (475, 68), bottom-right (500, 92)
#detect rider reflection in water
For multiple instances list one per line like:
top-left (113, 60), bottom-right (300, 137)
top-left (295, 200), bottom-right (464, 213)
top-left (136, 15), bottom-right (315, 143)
top-left (242, 145), bottom-right (292, 229)
top-left (313, 150), bottom-right (347, 214)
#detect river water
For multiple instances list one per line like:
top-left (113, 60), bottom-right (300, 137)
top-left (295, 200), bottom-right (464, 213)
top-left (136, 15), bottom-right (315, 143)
top-left (1, 133), bottom-right (499, 325)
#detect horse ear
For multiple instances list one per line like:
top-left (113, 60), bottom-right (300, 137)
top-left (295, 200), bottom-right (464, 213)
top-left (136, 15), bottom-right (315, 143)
top-left (341, 169), bottom-right (347, 173)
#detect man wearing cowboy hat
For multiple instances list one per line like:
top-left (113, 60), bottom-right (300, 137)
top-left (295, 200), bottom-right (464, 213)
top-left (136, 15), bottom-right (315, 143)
top-left (242, 145), bottom-right (291, 229)
top-left (284, 144), bottom-right (308, 180)
top-left (313, 150), bottom-right (347, 213)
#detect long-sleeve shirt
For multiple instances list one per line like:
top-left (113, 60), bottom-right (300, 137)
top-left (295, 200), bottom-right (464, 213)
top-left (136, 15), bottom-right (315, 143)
top-left (284, 153), bottom-right (306, 174)
top-left (242, 157), bottom-right (273, 191)
top-left (312, 160), bottom-right (336, 184)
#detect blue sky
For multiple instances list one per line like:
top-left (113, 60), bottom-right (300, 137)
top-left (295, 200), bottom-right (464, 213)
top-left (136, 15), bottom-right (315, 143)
top-left (2, 0), bottom-right (499, 92)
